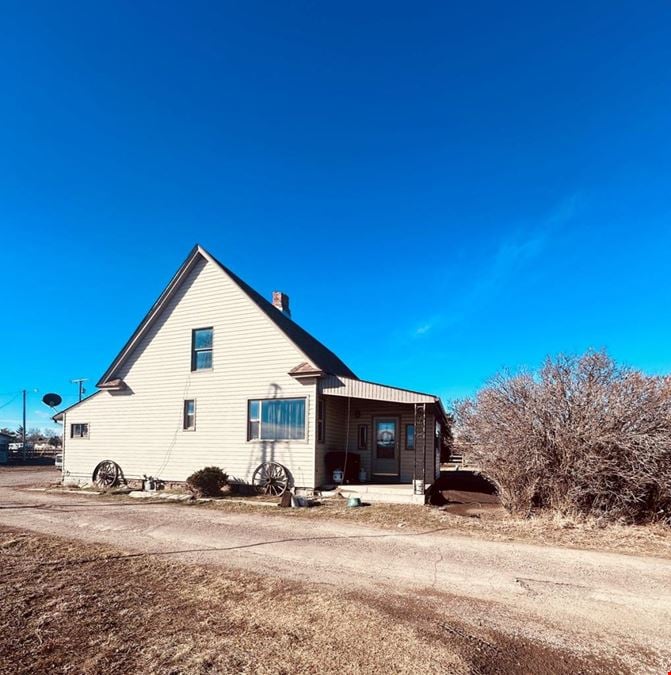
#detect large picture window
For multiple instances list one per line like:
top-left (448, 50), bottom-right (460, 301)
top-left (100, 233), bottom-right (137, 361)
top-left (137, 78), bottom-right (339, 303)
top-left (248, 398), bottom-right (306, 441)
top-left (191, 328), bottom-right (213, 370)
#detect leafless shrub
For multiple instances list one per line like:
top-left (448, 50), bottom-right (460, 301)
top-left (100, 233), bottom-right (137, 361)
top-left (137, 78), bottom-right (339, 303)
top-left (454, 351), bottom-right (671, 523)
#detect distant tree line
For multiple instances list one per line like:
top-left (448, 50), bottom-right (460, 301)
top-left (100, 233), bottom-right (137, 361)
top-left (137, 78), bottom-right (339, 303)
top-left (454, 350), bottom-right (671, 524)
top-left (0, 427), bottom-right (62, 447)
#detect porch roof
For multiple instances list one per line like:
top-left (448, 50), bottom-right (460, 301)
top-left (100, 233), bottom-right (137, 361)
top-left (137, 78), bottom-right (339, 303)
top-left (320, 375), bottom-right (446, 416)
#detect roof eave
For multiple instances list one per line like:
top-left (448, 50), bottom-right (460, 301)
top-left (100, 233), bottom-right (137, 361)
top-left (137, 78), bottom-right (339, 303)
top-left (96, 245), bottom-right (203, 387)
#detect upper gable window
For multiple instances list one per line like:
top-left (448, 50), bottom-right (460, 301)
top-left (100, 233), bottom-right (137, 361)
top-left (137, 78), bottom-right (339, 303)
top-left (191, 328), bottom-right (213, 371)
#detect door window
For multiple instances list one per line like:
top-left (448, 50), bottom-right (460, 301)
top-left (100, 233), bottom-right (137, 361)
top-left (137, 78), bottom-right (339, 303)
top-left (375, 420), bottom-right (397, 459)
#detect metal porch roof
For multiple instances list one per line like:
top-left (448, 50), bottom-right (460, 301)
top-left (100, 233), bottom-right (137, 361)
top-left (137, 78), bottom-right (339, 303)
top-left (319, 375), bottom-right (441, 406)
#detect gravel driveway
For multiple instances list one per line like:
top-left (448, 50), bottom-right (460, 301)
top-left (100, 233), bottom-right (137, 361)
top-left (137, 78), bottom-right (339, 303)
top-left (2, 467), bottom-right (670, 671)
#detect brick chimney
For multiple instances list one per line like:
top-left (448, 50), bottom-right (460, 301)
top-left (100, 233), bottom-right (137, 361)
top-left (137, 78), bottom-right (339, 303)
top-left (272, 291), bottom-right (291, 318)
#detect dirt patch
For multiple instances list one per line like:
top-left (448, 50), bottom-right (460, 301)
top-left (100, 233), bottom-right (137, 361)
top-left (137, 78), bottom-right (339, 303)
top-left (0, 466), bottom-right (61, 489)
top-left (0, 527), bottom-right (627, 675)
top-left (435, 470), bottom-right (498, 494)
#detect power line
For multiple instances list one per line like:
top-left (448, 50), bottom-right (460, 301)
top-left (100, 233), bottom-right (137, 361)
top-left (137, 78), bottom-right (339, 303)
top-left (71, 378), bottom-right (88, 402)
top-left (0, 392), bottom-right (20, 411)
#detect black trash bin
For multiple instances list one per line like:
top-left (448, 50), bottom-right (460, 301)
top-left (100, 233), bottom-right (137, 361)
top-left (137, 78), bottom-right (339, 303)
top-left (324, 451), bottom-right (360, 484)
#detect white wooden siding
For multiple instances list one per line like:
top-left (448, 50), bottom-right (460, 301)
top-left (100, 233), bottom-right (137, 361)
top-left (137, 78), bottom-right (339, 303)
top-left (63, 256), bottom-right (317, 487)
top-left (315, 395), bottom-right (349, 486)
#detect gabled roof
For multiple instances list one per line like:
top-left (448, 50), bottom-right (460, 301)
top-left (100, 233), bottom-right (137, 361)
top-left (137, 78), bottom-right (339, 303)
top-left (97, 245), bottom-right (356, 387)
top-left (52, 391), bottom-right (102, 422)
top-left (206, 249), bottom-right (357, 379)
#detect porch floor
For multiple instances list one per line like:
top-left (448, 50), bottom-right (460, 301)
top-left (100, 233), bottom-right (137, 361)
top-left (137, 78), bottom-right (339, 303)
top-left (317, 483), bottom-right (429, 505)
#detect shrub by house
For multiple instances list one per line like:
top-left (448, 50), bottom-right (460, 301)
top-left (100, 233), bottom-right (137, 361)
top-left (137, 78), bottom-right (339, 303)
top-left (455, 351), bottom-right (671, 524)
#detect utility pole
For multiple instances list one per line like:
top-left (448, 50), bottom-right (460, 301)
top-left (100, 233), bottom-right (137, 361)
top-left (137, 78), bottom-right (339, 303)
top-left (71, 378), bottom-right (88, 402)
top-left (22, 389), bottom-right (26, 462)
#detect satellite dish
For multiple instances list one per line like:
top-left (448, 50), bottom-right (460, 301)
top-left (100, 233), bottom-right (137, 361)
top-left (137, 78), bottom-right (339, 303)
top-left (42, 393), bottom-right (63, 408)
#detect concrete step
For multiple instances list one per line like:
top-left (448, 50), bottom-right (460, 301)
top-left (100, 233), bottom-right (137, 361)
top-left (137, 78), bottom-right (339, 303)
top-left (341, 485), bottom-right (415, 495)
top-left (336, 485), bottom-right (427, 505)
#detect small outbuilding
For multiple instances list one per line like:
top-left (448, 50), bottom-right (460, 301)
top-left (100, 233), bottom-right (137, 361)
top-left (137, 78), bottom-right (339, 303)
top-left (0, 432), bottom-right (12, 465)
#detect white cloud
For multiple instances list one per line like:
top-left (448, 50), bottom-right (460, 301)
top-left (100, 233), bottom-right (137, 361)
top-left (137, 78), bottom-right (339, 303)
top-left (414, 322), bottom-right (433, 336)
top-left (442, 194), bottom-right (580, 328)
top-left (398, 194), bottom-right (580, 345)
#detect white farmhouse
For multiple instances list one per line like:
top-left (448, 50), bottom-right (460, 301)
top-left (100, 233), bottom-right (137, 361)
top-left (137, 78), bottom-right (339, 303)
top-left (55, 245), bottom-right (447, 501)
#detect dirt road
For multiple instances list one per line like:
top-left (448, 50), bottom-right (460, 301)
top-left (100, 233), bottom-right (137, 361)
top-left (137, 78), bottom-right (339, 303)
top-left (1, 467), bottom-right (670, 672)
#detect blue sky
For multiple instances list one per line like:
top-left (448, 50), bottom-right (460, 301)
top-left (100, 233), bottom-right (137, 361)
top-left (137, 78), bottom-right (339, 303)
top-left (1, 1), bottom-right (670, 431)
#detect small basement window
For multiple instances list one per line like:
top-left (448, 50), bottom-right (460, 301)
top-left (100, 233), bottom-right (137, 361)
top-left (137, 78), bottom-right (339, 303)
top-left (70, 423), bottom-right (89, 439)
top-left (248, 398), bottom-right (306, 441)
top-left (191, 327), bottom-right (213, 370)
top-left (183, 400), bottom-right (196, 430)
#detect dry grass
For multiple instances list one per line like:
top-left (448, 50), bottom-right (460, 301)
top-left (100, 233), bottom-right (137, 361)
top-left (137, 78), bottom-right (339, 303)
top-left (45, 481), bottom-right (671, 559)
top-left (0, 527), bottom-right (624, 675)
top-left (200, 497), bottom-right (671, 559)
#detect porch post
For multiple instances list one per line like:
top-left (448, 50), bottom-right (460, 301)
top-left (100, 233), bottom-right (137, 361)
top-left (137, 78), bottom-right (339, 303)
top-left (413, 403), bottom-right (426, 495)
top-left (413, 403), bottom-right (417, 489)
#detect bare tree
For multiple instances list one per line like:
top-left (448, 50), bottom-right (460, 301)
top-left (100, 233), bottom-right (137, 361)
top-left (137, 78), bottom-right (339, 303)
top-left (27, 428), bottom-right (44, 443)
top-left (43, 428), bottom-right (62, 447)
top-left (455, 351), bottom-right (671, 523)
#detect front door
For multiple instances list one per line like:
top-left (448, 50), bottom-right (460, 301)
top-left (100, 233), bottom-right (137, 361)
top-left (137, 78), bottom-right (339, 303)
top-left (372, 417), bottom-right (399, 480)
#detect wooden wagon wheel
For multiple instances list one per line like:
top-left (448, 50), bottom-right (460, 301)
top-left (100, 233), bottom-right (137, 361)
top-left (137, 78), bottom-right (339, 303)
top-left (252, 462), bottom-right (290, 496)
top-left (93, 460), bottom-right (121, 489)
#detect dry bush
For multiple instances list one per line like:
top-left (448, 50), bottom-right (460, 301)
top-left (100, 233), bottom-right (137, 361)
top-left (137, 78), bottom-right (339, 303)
top-left (186, 466), bottom-right (228, 497)
top-left (455, 351), bottom-right (671, 523)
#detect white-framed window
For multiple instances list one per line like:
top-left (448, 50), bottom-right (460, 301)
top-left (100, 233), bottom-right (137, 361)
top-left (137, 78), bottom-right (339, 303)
top-left (247, 398), bottom-right (306, 441)
top-left (191, 327), bottom-right (213, 370)
top-left (183, 400), bottom-right (196, 430)
top-left (70, 423), bottom-right (89, 439)
top-left (357, 424), bottom-right (368, 450)
top-left (405, 423), bottom-right (415, 450)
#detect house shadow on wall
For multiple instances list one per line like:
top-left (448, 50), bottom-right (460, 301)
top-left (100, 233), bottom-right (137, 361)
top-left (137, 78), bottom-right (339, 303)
top-left (236, 382), bottom-right (297, 492)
